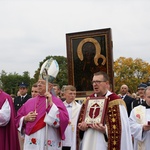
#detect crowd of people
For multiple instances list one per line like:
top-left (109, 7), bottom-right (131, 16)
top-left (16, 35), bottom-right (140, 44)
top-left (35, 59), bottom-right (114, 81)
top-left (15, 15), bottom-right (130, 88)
top-left (0, 71), bottom-right (150, 150)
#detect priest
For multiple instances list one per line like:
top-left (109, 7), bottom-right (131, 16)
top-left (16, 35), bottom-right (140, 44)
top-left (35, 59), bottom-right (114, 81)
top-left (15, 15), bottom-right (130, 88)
top-left (15, 58), bottom-right (69, 150)
top-left (129, 86), bottom-right (150, 150)
top-left (77, 71), bottom-right (133, 150)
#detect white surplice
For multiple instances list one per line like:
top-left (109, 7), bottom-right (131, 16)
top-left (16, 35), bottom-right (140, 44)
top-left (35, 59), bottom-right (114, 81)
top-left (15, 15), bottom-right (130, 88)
top-left (63, 101), bottom-right (81, 150)
top-left (81, 91), bottom-right (133, 150)
top-left (18, 104), bottom-right (62, 150)
top-left (129, 105), bottom-right (150, 150)
top-left (0, 99), bottom-right (11, 126)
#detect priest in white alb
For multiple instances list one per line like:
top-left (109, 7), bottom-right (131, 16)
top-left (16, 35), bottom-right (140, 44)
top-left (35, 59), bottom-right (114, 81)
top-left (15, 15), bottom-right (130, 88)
top-left (129, 86), bottom-right (150, 150)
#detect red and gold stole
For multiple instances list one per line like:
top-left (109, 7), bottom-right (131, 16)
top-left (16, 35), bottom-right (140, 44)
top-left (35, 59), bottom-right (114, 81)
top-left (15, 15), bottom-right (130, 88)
top-left (76, 101), bottom-right (86, 150)
top-left (106, 98), bottom-right (126, 150)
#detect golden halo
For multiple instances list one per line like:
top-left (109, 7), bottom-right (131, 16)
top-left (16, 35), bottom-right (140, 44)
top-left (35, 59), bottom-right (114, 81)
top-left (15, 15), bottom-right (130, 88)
top-left (77, 38), bottom-right (106, 66)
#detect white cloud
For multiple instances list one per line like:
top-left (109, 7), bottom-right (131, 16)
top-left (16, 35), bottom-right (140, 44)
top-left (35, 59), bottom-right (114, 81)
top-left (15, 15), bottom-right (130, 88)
top-left (0, 0), bottom-right (150, 77)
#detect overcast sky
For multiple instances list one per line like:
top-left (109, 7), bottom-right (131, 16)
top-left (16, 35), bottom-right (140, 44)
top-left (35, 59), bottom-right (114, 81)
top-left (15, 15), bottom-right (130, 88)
top-left (0, 0), bottom-right (150, 77)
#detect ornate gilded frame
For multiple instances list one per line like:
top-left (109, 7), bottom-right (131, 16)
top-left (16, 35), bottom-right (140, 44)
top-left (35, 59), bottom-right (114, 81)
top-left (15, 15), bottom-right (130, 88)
top-left (66, 28), bottom-right (114, 93)
top-left (83, 97), bottom-right (108, 125)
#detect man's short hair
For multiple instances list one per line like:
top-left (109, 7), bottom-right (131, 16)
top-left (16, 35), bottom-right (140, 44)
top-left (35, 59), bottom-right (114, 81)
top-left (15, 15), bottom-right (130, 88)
top-left (32, 83), bottom-right (38, 88)
top-left (93, 71), bottom-right (109, 81)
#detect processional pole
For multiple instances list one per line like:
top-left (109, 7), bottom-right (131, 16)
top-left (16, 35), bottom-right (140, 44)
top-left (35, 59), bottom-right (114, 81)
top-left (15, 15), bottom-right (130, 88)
top-left (40, 58), bottom-right (59, 150)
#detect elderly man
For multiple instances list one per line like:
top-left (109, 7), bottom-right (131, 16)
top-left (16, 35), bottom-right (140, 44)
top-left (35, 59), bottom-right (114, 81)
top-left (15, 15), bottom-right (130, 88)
top-left (15, 78), bottom-right (69, 150)
top-left (119, 84), bottom-right (134, 116)
top-left (78, 71), bottom-right (133, 150)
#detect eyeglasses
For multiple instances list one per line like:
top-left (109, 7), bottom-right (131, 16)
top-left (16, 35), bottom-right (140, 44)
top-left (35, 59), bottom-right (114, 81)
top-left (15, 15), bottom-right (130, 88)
top-left (91, 80), bottom-right (106, 84)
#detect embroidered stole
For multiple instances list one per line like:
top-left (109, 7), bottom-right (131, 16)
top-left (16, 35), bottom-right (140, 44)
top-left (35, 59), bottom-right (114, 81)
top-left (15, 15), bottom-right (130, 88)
top-left (134, 105), bottom-right (146, 150)
top-left (106, 99), bottom-right (125, 150)
top-left (64, 101), bottom-right (80, 132)
top-left (77, 102), bottom-right (86, 150)
top-left (71, 102), bottom-right (80, 131)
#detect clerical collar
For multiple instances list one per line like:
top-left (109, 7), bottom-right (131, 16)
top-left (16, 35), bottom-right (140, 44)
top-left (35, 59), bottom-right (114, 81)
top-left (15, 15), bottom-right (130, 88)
top-left (94, 93), bottom-right (97, 97)
top-left (142, 101), bottom-right (150, 109)
top-left (94, 93), bottom-right (107, 97)
top-left (94, 91), bottom-right (112, 97)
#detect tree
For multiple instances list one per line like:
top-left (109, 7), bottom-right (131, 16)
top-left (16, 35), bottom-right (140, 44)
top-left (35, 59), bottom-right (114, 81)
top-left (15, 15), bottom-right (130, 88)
top-left (0, 70), bottom-right (31, 95)
top-left (33, 55), bottom-right (68, 88)
top-left (0, 55), bottom-right (68, 95)
top-left (114, 57), bottom-right (150, 93)
top-left (1, 56), bottom-right (150, 95)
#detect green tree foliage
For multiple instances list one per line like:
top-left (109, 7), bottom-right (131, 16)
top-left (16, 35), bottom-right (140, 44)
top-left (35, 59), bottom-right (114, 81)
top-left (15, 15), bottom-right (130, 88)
top-left (0, 70), bottom-right (31, 95)
top-left (34, 55), bottom-right (68, 88)
top-left (0, 55), bottom-right (68, 95)
top-left (114, 57), bottom-right (150, 93)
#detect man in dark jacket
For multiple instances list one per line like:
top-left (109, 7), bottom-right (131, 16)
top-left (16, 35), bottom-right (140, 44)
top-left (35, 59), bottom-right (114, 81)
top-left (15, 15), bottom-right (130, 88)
top-left (131, 83), bottom-right (147, 109)
top-left (14, 82), bottom-right (31, 150)
top-left (119, 84), bottom-right (135, 116)
top-left (14, 82), bottom-right (31, 112)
